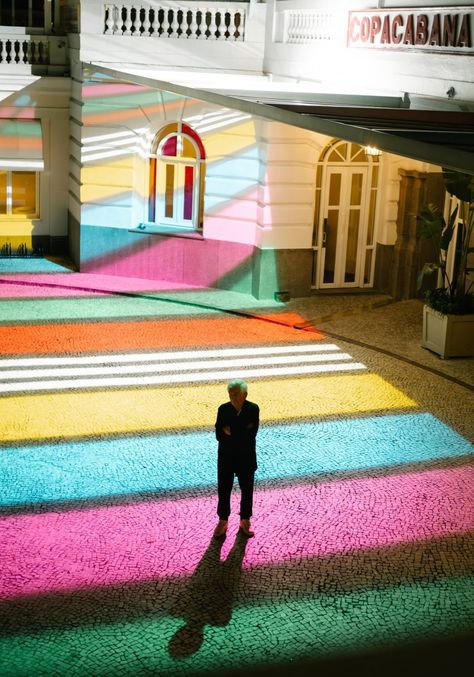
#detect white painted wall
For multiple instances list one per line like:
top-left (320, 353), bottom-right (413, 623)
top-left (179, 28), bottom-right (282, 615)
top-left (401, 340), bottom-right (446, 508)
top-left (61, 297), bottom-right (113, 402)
top-left (79, 0), bottom-right (266, 75)
top-left (264, 0), bottom-right (474, 107)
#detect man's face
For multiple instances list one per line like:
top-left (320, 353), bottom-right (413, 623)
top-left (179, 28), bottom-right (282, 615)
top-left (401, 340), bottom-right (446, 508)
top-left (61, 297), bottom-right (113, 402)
top-left (228, 386), bottom-right (246, 410)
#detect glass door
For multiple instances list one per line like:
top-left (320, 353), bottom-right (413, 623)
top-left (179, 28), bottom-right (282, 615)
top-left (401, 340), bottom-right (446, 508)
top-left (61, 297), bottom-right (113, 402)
top-left (319, 167), bottom-right (368, 287)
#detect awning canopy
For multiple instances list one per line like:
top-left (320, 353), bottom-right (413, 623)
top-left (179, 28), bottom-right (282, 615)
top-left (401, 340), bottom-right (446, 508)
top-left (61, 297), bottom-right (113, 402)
top-left (0, 119), bottom-right (44, 170)
top-left (85, 64), bottom-right (474, 175)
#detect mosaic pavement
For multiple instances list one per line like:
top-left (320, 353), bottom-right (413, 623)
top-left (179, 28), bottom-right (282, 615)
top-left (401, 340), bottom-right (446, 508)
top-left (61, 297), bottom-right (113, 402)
top-left (0, 259), bottom-right (473, 676)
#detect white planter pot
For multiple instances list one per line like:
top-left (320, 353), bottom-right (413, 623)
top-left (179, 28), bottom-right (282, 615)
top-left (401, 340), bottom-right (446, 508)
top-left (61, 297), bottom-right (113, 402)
top-left (422, 305), bottom-right (474, 358)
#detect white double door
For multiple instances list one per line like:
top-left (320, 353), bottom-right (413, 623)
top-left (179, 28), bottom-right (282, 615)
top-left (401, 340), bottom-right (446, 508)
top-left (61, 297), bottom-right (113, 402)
top-left (318, 166), bottom-right (370, 288)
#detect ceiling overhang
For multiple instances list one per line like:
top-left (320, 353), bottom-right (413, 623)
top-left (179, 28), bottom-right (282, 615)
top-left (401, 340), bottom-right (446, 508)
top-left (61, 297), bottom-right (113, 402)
top-left (84, 63), bottom-right (474, 175)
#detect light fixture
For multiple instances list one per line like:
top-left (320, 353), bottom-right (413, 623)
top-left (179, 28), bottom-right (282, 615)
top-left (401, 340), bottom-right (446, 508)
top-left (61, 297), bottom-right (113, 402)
top-left (364, 146), bottom-right (382, 157)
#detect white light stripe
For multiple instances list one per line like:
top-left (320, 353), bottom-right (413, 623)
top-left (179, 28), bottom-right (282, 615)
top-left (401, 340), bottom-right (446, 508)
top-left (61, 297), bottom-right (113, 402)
top-left (0, 362), bottom-right (367, 394)
top-left (82, 148), bottom-right (135, 163)
top-left (194, 115), bottom-right (251, 135)
top-left (0, 344), bottom-right (341, 368)
top-left (83, 129), bottom-right (146, 144)
top-left (0, 353), bottom-right (353, 381)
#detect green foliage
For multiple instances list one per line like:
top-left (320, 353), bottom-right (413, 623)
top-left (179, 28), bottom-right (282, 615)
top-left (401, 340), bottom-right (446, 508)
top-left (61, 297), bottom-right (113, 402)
top-left (417, 170), bottom-right (474, 315)
top-left (425, 287), bottom-right (474, 315)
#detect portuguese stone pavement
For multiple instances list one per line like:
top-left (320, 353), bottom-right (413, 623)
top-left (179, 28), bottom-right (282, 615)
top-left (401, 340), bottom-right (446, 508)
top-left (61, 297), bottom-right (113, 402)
top-left (0, 258), bottom-right (473, 677)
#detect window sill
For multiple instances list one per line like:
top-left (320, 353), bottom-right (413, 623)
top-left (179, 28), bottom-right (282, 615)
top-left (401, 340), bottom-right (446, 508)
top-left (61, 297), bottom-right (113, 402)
top-left (129, 224), bottom-right (205, 240)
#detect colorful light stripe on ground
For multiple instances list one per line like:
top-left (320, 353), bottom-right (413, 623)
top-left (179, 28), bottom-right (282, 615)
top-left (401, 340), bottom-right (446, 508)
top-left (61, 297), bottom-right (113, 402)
top-left (0, 362), bottom-right (367, 394)
top-left (0, 414), bottom-right (471, 507)
top-left (0, 347), bottom-right (355, 381)
top-left (0, 374), bottom-right (416, 442)
top-left (0, 273), bottom-right (194, 297)
top-left (0, 314), bottom-right (321, 355)
top-left (0, 575), bottom-right (471, 677)
top-left (1, 465), bottom-right (472, 599)
top-left (0, 343), bottom-right (342, 367)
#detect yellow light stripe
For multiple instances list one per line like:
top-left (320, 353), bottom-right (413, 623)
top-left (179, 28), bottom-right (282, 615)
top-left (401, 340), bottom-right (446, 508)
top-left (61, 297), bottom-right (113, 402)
top-left (0, 374), bottom-right (416, 443)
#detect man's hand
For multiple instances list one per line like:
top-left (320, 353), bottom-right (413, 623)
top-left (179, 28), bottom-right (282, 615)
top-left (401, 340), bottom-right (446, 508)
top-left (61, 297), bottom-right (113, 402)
top-left (223, 426), bottom-right (231, 436)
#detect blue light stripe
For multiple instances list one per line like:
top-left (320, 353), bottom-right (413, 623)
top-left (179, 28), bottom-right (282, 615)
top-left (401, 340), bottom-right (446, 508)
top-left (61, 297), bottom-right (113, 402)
top-left (1, 413), bottom-right (471, 507)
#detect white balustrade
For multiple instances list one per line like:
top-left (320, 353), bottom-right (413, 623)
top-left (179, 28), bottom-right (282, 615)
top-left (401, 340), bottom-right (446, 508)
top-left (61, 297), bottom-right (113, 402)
top-left (0, 36), bottom-right (51, 65)
top-left (103, 3), bottom-right (246, 41)
top-left (283, 10), bottom-right (334, 44)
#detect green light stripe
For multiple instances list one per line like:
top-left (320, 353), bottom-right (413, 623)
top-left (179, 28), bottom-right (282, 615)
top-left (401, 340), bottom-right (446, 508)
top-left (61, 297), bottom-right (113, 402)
top-left (1, 576), bottom-right (472, 677)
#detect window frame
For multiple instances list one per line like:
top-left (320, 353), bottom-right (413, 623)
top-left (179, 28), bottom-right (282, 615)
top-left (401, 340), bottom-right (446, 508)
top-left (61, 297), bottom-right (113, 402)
top-left (148, 123), bottom-right (205, 231)
top-left (0, 169), bottom-right (40, 218)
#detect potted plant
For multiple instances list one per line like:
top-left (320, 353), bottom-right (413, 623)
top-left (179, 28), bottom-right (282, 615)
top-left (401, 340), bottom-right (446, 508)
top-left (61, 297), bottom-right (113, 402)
top-left (417, 169), bottom-right (474, 358)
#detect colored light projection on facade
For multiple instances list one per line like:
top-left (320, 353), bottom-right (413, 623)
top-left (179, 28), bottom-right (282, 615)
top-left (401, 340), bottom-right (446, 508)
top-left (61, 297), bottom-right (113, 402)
top-left (0, 117), bottom-right (43, 249)
top-left (78, 70), bottom-right (273, 294)
top-left (0, 266), bottom-right (473, 677)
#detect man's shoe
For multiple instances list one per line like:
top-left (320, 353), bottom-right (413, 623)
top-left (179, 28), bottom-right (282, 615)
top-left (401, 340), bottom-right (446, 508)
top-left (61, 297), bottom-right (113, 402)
top-left (239, 519), bottom-right (254, 538)
top-left (213, 519), bottom-right (228, 538)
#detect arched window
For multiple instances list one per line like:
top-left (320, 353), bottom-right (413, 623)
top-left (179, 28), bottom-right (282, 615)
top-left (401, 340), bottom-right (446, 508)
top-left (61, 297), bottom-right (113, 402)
top-left (148, 123), bottom-right (205, 229)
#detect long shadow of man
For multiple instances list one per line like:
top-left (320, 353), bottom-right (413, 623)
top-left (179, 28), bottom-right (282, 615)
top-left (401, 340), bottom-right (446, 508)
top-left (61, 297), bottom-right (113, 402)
top-left (168, 532), bottom-right (248, 658)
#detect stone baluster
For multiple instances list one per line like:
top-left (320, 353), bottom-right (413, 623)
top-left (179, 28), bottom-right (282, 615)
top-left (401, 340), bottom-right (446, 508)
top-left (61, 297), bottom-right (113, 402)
top-left (150, 8), bottom-right (159, 36)
top-left (12, 40), bottom-right (20, 64)
top-left (170, 9), bottom-right (180, 38)
top-left (299, 12), bottom-right (306, 42)
top-left (19, 40), bottom-right (27, 63)
top-left (298, 12), bottom-right (305, 42)
top-left (161, 9), bottom-right (170, 37)
top-left (30, 40), bottom-right (38, 64)
top-left (105, 4), bottom-right (117, 34)
top-left (142, 5), bottom-right (151, 35)
top-left (306, 12), bottom-right (313, 41)
top-left (214, 9), bottom-right (222, 39)
top-left (196, 10), bottom-right (205, 39)
top-left (228, 10), bottom-right (237, 40)
top-left (296, 12), bottom-right (303, 43)
top-left (286, 12), bottom-right (294, 43)
top-left (207, 9), bottom-right (217, 40)
top-left (123, 6), bottom-right (133, 35)
top-left (28, 40), bottom-right (36, 64)
top-left (315, 13), bottom-right (321, 41)
top-left (188, 9), bottom-right (198, 39)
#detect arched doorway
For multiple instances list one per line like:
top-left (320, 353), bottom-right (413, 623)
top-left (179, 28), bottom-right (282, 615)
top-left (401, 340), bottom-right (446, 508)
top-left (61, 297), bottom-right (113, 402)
top-left (148, 122), bottom-right (205, 229)
top-left (313, 140), bottom-right (380, 289)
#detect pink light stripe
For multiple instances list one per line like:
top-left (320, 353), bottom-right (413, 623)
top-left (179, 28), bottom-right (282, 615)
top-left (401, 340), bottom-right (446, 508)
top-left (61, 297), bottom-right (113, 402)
top-left (0, 273), bottom-right (197, 297)
top-left (1, 465), bottom-right (472, 600)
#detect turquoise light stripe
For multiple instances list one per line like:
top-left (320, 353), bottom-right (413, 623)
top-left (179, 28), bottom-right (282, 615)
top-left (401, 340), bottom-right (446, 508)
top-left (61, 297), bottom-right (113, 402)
top-left (1, 413), bottom-right (471, 507)
top-left (0, 291), bottom-right (280, 322)
top-left (0, 576), bottom-right (472, 677)
top-left (0, 259), bottom-right (71, 274)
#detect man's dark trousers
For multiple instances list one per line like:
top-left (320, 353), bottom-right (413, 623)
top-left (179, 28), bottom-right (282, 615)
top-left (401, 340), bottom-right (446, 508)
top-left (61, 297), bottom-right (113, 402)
top-left (217, 462), bottom-right (254, 520)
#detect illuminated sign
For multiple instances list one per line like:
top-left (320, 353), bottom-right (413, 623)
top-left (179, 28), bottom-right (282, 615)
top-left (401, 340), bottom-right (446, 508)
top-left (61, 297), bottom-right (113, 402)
top-left (347, 9), bottom-right (473, 53)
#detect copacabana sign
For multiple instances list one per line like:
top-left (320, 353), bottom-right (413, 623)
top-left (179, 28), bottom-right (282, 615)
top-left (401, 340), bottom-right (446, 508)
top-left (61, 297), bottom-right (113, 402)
top-left (347, 9), bottom-right (473, 53)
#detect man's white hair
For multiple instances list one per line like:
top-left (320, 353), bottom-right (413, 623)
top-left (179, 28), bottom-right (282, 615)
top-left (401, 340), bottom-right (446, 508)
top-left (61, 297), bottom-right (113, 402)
top-left (227, 378), bottom-right (248, 394)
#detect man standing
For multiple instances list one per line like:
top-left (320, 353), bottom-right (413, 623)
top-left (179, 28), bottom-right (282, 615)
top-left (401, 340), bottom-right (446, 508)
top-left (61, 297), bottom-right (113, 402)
top-left (214, 379), bottom-right (259, 538)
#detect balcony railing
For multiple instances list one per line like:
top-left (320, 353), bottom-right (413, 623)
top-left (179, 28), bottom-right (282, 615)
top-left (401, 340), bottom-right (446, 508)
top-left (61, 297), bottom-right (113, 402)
top-left (0, 35), bottom-right (48, 64)
top-left (283, 10), bottom-right (334, 43)
top-left (0, 33), bottom-right (67, 68)
top-left (103, 3), bottom-right (246, 40)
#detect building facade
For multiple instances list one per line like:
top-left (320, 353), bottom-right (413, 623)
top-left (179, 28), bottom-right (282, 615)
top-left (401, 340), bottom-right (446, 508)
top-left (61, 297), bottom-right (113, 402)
top-left (0, 0), bottom-right (473, 299)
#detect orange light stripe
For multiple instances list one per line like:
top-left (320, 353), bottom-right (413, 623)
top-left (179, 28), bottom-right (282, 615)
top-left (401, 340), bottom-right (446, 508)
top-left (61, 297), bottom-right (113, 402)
top-left (0, 314), bottom-right (323, 355)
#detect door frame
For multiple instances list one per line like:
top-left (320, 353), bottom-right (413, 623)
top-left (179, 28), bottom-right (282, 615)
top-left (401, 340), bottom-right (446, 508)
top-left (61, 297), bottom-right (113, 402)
top-left (312, 140), bottom-right (380, 291)
top-left (318, 165), bottom-right (369, 288)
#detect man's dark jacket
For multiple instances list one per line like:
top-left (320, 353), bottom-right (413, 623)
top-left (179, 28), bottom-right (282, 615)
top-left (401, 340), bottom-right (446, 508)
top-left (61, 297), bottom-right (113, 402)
top-left (215, 400), bottom-right (259, 473)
